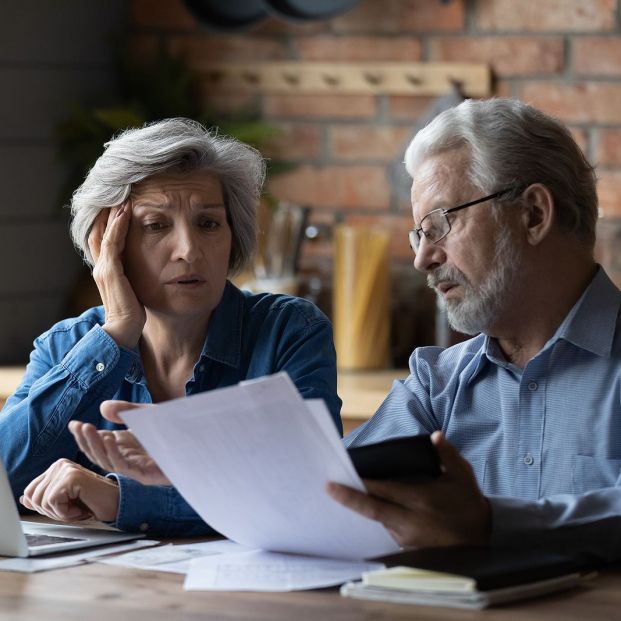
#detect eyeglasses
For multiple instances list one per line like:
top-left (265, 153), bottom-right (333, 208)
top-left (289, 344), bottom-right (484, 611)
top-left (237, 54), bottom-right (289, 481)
top-left (408, 187), bottom-right (517, 253)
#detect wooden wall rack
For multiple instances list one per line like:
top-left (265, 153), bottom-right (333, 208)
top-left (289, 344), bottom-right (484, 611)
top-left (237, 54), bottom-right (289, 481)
top-left (195, 62), bottom-right (491, 96)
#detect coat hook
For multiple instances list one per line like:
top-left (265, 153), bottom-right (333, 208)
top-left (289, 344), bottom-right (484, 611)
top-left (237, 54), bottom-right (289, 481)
top-left (405, 73), bottom-right (423, 86)
top-left (322, 73), bottom-right (341, 87)
top-left (241, 70), bottom-right (260, 85)
top-left (282, 71), bottom-right (300, 86)
top-left (363, 71), bottom-right (383, 86)
top-left (448, 78), bottom-right (465, 95)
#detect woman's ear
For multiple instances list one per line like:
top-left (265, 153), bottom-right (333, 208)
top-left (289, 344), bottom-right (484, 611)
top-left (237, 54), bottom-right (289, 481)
top-left (520, 183), bottom-right (555, 246)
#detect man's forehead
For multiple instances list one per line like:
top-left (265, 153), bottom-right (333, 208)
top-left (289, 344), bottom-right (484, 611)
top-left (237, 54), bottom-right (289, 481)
top-left (409, 150), bottom-right (472, 221)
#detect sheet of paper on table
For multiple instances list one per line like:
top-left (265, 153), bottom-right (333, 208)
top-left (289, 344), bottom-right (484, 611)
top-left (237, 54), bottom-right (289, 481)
top-left (121, 373), bottom-right (399, 561)
top-left (184, 549), bottom-right (385, 592)
top-left (98, 539), bottom-right (250, 574)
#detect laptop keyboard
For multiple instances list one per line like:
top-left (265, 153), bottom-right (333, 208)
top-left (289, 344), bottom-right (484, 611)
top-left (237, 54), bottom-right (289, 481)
top-left (25, 533), bottom-right (86, 547)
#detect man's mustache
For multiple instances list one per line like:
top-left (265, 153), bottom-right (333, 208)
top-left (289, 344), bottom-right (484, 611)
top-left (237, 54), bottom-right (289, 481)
top-left (427, 266), bottom-right (469, 290)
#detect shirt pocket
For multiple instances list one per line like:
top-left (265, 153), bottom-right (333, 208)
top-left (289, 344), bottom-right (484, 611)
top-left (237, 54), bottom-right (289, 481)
top-left (572, 455), bottom-right (621, 494)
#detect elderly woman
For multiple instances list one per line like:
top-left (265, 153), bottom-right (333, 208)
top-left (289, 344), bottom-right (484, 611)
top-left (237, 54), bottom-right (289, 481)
top-left (0, 118), bottom-right (341, 537)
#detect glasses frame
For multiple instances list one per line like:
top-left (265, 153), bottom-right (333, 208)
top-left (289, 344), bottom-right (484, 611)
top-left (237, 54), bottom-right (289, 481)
top-left (408, 187), bottom-right (517, 253)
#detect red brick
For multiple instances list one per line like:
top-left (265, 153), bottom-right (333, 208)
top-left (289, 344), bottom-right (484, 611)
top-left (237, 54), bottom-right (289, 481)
top-left (344, 214), bottom-right (414, 261)
top-left (262, 123), bottom-right (323, 160)
top-left (168, 35), bottom-right (288, 63)
top-left (253, 17), bottom-right (330, 35)
top-left (475, 0), bottom-right (616, 32)
top-left (295, 36), bottom-right (422, 62)
top-left (263, 94), bottom-right (377, 120)
top-left (330, 126), bottom-right (411, 162)
top-left (130, 0), bottom-right (197, 30)
top-left (569, 127), bottom-right (589, 155)
top-left (495, 80), bottom-right (514, 98)
top-left (521, 82), bottom-right (621, 124)
top-left (196, 85), bottom-right (260, 110)
top-left (597, 130), bottom-right (621, 166)
top-left (597, 171), bottom-right (621, 217)
top-left (573, 37), bottom-right (621, 76)
top-left (387, 96), bottom-right (438, 122)
top-left (332, 0), bottom-right (464, 33)
top-left (267, 165), bottom-right (390, 209)
top-left (430, 36), bottom-right (564, 76)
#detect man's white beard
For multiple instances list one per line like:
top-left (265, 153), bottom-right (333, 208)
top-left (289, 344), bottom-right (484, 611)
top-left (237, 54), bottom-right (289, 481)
top-left (429, 230), bottom-right (522, 336)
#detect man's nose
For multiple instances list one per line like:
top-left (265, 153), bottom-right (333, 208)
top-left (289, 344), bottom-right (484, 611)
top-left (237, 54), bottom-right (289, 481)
top-left (413, 235), bottom-right (445, 273)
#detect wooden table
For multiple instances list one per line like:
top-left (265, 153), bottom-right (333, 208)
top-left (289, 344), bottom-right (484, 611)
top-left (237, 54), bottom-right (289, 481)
top-left (338, 369), bottom-right (407, 434)
top-left (0, 552), bottom-right (619, 621)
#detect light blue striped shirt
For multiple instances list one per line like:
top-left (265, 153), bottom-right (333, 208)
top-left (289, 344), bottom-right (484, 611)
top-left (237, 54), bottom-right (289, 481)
top-left (346, 267), bottom-right (621, 561)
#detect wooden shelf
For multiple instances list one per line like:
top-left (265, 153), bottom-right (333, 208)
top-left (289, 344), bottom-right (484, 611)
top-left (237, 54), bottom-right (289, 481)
top-left (196, 61), bottom-right (491, 96)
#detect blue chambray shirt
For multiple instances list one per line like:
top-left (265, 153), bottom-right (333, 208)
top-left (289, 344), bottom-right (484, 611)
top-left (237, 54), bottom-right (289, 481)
top-left (346, 267), bottom-right (621, 562)
top-left (0, 281), bottom-right (342, 537)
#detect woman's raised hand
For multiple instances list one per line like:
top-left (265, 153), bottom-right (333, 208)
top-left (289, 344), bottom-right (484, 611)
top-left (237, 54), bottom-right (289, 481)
top-left (88, 204), bottom-right (146, 349)
top-left (68, 401), bottom-right (171, 486)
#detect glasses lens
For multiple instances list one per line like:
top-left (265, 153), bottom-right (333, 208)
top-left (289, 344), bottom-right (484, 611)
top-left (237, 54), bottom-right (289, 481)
top-left (421, 210), bottom-right (449, 244)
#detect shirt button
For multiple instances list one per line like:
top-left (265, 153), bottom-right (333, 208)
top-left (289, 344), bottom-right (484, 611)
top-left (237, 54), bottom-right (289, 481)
top-left (95, 362), bottom-right (105, 372)
top-left (139, 522), bottom-right (149, 532)
top-left (198, 364), bottom-right (205, 373)
top-left (523, 453), bottom-right (534, 466)
top-left (528, 381), bottom-right (538, 391)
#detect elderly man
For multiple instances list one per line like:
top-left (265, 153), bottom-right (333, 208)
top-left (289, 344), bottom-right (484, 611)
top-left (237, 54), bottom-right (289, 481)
top-left (328, 97), bottom-right (621, 562)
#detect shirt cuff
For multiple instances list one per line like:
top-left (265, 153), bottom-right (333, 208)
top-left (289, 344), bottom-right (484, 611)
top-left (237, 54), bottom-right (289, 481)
top-left (107, 474), bottom-right (217, 538)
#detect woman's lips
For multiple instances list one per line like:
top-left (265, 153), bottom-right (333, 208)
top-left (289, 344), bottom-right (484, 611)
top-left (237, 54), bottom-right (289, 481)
top-left (166, 274), bottom-right (206, 286)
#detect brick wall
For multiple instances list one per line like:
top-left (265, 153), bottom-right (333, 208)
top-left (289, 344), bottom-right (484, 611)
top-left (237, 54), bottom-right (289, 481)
top-left (128, 0), bottom-right (621, 359)
top-left (129, 0), bottom-right (621, 263)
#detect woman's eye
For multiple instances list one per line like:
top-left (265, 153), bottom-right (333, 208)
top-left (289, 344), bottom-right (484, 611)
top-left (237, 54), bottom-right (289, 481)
top-left (143, 221), bottom-right (167, 232)
top-left (199, 219), bottom-right (219, 230)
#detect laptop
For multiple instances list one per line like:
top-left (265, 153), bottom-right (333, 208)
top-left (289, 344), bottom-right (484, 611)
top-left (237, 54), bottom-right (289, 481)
top-left (0, 457), bottom-right (144, 557)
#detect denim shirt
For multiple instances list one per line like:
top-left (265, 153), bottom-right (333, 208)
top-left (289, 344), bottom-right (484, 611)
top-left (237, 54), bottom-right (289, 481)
top-left (346, 267), bottom-right (621, 562)
top-left (0, 281), bottom-right (342, 537)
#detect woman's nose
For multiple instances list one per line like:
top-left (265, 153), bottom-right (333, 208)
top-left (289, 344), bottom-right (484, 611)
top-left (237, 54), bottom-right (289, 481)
top-left (171, 225), bottom-right (200, 263)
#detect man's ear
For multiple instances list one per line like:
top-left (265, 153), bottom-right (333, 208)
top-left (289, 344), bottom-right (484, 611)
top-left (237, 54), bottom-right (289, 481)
top-left (520, 183), bottom-right (555, 246)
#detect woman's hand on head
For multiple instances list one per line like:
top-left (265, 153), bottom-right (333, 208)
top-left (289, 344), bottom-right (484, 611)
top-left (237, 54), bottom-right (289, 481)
top-left (68, 401), bottom-right (171, 486)
top-left (88, 203), bottom-right (146, 350)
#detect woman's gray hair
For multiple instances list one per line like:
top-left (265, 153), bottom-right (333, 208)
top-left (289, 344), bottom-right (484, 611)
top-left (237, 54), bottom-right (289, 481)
top-left (70, 117), bottom-right (266, 272)
top-left (404, 98), bottom-right (598, 247)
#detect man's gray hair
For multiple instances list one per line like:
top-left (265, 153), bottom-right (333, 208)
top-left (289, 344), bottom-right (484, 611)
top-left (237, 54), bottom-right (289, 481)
top-left (70, 117), bottom-right (266, 272)
top-left (404, 98), bottom-right (598, 247)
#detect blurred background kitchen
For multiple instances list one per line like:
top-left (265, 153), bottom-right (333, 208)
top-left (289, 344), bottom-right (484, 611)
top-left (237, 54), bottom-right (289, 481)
top-left (2, 0), bottom-right (621, 421)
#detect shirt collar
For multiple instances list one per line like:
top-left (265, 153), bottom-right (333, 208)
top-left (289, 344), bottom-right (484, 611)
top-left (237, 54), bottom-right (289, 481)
top-left (199, 280), bottom-right (244, 368)
top-left (469, 265), bottom-right (620, 382)
top-left (548, 265), bottom-right (620, 358)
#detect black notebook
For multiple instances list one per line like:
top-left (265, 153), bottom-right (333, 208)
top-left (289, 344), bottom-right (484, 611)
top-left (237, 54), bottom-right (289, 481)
top-left (341, 546), bottom-right (591, 609)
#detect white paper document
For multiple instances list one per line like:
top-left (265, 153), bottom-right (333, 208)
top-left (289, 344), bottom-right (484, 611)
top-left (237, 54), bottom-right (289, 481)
top-left (122, 373), bottom-right (399, 561)
top-left (98, 539), bottom-right (250, 574)
top-left (184, 550), bottom-right (385, 592)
